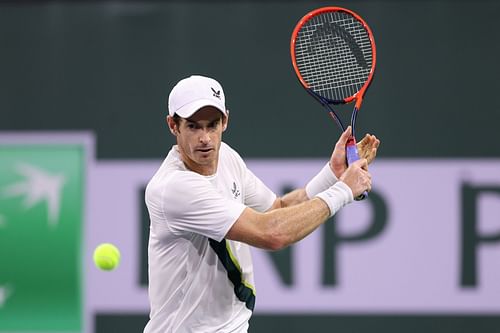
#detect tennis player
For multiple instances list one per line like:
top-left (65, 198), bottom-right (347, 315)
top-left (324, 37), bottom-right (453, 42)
top-left (143, 75), bottom-right (380, 333)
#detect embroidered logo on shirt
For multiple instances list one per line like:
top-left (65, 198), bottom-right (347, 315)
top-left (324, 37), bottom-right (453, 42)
top-left (231, 182), bottom-right (241, 199)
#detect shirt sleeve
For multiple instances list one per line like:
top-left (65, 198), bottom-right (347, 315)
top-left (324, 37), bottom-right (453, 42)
top-left (242, 168), bottom-right (277, 212)
top-left (161, 172), bottom-right (246, 242)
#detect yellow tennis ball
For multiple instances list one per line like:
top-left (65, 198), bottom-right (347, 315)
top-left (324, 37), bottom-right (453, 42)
top-left (93, 243), bottom-right (121, 271)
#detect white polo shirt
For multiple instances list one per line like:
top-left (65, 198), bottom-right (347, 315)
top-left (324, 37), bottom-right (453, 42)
top-left (144, 142), bottom-right (276, 333)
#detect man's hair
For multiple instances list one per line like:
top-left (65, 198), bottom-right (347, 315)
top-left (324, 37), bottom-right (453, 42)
top-left (172, 113), bottom-right (182, 126)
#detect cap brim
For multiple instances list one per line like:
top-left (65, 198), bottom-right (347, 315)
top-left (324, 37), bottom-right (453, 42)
top-left (172, 99), bottom-right (226, 118)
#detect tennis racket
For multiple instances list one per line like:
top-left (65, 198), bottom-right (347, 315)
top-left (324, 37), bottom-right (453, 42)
top-left (290, 6), bottom-right (376, 200)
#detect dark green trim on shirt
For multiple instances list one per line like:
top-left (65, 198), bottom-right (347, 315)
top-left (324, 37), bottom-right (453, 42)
top-left (209, 238), bottom-right (256, 311)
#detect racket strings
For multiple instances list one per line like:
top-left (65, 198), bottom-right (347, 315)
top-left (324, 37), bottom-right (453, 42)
top-left (294, 11), bottom-right (373, 101)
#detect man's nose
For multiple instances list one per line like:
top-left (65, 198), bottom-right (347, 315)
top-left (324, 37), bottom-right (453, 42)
top-left (199, 129), bottom-right (211, 143)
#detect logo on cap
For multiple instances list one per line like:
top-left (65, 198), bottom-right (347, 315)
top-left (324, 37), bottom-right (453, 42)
top-left (211, 88), bottom-right (221, 100)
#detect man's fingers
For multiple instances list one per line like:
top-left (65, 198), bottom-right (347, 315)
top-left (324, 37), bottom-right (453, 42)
top-left (333, 127), bottom-right (351, 151)
top-left (357, 134), bottom-right (380, 163)
top-left (359, 133), bottom-right (370, 147)
top-left (361, 159), bottom-right (369, 171)
top-left (339, 126), bottom-right (352, 146)
top-left (357, 134), bottom-right (372, 153)
top-left (352, 157), bottom-right (369, 170)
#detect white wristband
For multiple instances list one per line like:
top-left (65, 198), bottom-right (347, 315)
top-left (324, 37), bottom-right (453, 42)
top-left (315, 181), bottom-right (354, 217)
top-left (305, 162), bottom-right (338, 199)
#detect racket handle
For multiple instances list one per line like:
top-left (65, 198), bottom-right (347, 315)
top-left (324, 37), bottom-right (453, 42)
top-left (346, 138), bottom-right (368, 201)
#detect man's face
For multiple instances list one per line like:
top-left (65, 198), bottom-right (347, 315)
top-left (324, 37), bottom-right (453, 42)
top-left (171, 106), bottom-right (227, 175)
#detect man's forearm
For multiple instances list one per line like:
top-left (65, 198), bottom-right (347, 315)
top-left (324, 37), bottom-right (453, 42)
top-left (272, 188), bottom-right (310, 209)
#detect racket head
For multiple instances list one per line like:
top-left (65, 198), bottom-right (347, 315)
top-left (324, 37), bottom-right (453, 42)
top-left (291, 7), bottom-right (376, 105)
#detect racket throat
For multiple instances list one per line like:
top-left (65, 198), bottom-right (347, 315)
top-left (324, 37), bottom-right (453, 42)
top-left (350, 107), bottom-right (360, 139)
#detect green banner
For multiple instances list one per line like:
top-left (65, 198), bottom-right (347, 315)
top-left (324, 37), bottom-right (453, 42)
top-left (0, 144), bottom-right (84, 332)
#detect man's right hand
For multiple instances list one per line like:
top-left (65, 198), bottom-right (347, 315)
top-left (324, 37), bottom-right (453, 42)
top-left (338, 158), bottom-right (372, 198)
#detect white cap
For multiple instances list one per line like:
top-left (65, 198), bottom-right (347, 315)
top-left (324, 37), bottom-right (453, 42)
top-left (168, 75), bottom-right (227, 118)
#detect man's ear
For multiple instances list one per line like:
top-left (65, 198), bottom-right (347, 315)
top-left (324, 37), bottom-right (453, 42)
top-left (166, 115), bottom-right (177, 135)
top-left (222, 111), bottom-right (229, 132)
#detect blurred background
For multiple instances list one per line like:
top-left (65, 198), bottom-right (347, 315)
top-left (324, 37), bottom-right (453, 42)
top-left (1, 0), bottom-right (500, 332)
